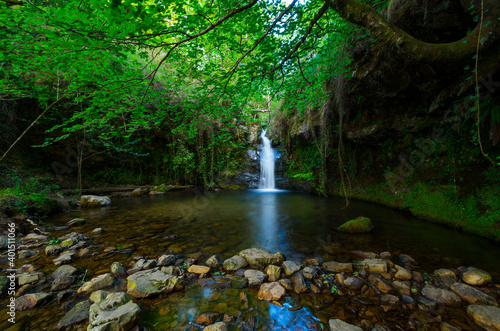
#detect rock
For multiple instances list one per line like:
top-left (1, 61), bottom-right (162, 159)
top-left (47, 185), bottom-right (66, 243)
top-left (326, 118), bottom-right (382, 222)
top-left (161, 266), bottom-right (182, 276)
top-left (90, 290), bottom-right (110, 303)
top-left (282, 261), bottom-right (302, 276)
top-left (395, 268), bottom-right (412, 281)
top-left (417, 297), bottom-right (438, 310)
top-left (67, 218), bottom-right (85, 227)
top-left (323, 261), bottom-right (353, 273)
top-left (58, 232), bottom-right (90, 242)
top-left (57, 290), bottom-right (75, 303)
top-left (402, 295), bottom-right (416, 305)
top-left (24, 233), bottom-right (48, 241)
top-left (60, 238), bottom-right (78, 248)
top-left (18, 250), bottom-right (37, 259)
top-left (291, 272), bottom-right (308, 293)
top-left (353, 258), bottom-right (388, 273)
top-left (381, 294), bottom-right (400, 305)
top-left (351, 251), bottom-right (378, 258)
top-left (17, 273), bottom-right (41, 286)
top-left (92, 228), bottom-right (103, 234)
top-left (157, 255), bottom-right (176, 267)
top-left (81, 195), bottom-right (111, 208)
top-left (398, 254), bottom-right (417, 265)
top-left (344, 277), bottom-right (364, 290)
top-left (368, 274), bottom-right (393, 293)
top-left (52, 275), bottom-right (75, 291)
top-left (77, 273), bottom-right (114, 295)
top-left (16, 292), bottom-right (52, 311)
top-left (450, 283), bottom-right (498, 306)
top-left (88, 292), bottom-right (141, 331)
top-left (206, 255), bottom-right (222, 269)
top-left (111, 262), bottom-right (127, 278)
top-left (127, 269), bottom-right (183, 298)
top-left (440, 322), bottom-right (462, 331)
top-left (188, 265), bottom-right (211, 274)
top-left (196, 312), bottom-right (220, 325)
top-left (18, 264), bottom-right (35, 273)
top-left (132, 188), bottom-right (149, 196)
top-left (337, 216), bottom-right (374, 233)
top-left (328, 319), bottom-right (363, 330)
top-left (204, 322), bottom-right (230, 331)
top-left (380, 252), bottom-right (392, 259)
top-left (462, 268), bottom-right (492, 286)
top-left (258, 282), bottom-right (286, 301)
top-left (239, 248), bottom-right (285, 269)
top-left (45, 245), bottom-right (63, 257)
top-left (467, 305), bottom-right (500, 331)
top-left (302, 267), bottom-right (318, 280)
top-left (434, 269), bottom-right (456, 279)
top-left (279, 279), bottom-right (294, 291)
top-left (244, 270), bottom-right (267, 287)
top-left (266, 265), bottom-right (281, 282)
top-left (223, 255), bottom-right (248, 271)
top-left (56, 300), bottom-right (90, 330)
top-left (392, 280), bottom-right (411, 296)
top-left (421, 285), bottom-right (462, 306)
top-left (52, 265), bottom-right (79, 280)
top-left (53, 253), bottom-right (74, 266)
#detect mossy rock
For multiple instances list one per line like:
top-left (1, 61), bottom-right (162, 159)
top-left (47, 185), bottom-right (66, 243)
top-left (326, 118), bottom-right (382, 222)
top-left (337, 216), bottom-right (374, 234)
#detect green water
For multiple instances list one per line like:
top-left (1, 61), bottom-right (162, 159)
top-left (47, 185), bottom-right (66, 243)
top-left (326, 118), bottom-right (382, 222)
top-left (1, 189), bottom-right (499, 330)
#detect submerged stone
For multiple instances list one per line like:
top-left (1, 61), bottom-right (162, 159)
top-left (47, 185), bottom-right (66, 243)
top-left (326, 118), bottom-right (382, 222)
top-left (337, 216), bottom-right (374, 233)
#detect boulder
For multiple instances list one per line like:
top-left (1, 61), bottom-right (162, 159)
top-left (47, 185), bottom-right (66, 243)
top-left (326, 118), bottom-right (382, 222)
top-left (291, 272), bottom-right (308, 293)
top-left (239, 248), bottom-right (285, 269)
top-left (302, 267), bottom-right (318, 280)
top-left (223, 255), bottom-right (248, 271)
top-left (244, 270), bottom-right (267, 287)
top-left (81, 195), bottom-right (111, 208)
top-left (196, 312), bottom-right (220, 325)
top-left (353, 258), bottom-right (388, 273)
top-left (77, 274), bottom-right (114, 295)
top-left (328, 319), bottom-right (363, 331)
top-left (421, 285), bottom-right (462, 306)
top-left (56, 300), bottom-right (90, 330)
top-left (16, 292), bottom-right (52, 311)
top-left (127, 269), bottom-right (183, 298)
top-left (257, 282), bottom-right (286, 301)
top-left (462, 268), bottom-right (492, 286)
top-left (266, 265), bottom-right (281, 282)
top-left (52, 265), bottom-right (79, 280)
top-left (467, 305), bottom-right (500, 331)
top-left (132, 188), bottom-right (149, 196)
top-left (337, 216), bottom-right (374, 233)
top-left (323, 261), bottom-right (353, 273)
top-left (188, 265), bottom-right (211, 274)
top-left (343, 277), bottom-right (364, 290)
top-left (90, 290), bottom-right (110, 303)
top-left (282, 261), bottom-right (302, 276)
top-left (450, 283), bottom-right (498, 306)
top-left (206, 255), bottom-right (222, 269)
top-left (204, 322), bottom-right (230, 331)
top-left (88, 292), bottom-right (141, 331)
top-left (45, 245), bottom-right (63, 256)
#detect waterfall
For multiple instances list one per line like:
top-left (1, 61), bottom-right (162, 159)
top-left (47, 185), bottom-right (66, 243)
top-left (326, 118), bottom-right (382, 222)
top-left (259, 130), bottom-right (276, 190)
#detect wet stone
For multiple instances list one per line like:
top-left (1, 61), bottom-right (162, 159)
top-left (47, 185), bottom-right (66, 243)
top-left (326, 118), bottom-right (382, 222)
top-left (157, 254), bottom-right (176, 267)
top-left (354, 258), bottom-right (388, 273)
top-left (291, 272), bottom-right (308, 293)
top-left (395, 268), bottom-right (412, 281)
top-left (16, 292), bottom-right (52, 311)
top-left (440, 322), bottom-right (463, 331)
top-left (328, 319), bottom-right (363, 331)
top-left (77, 273), bottom-right (114, 295)
top-left (279, 279), bottom-right (294, 291)
top-left (368, 274), bottom-right (393, 293)
top-left (344, 277), bottom-right (364, 291)
top-left (461, 268), bottom-right (492, 286)
top-left (381, 294), bottom-right (400, 305)
top-left (467, 305), bottom-right (500, 331)
top-left (323, 261), bottom-right (353, 273)
top-left (239, 248), bottom-right (285, 269)
top-left (244, 269), bottom-right (267, 287)
top-left (206, 255), bottom-right (222, 269)
top-left (45, 245), bottom-right (63, 256)
top-left (450, 283), bottom-right (498, 306)
top-left (56, 300), bottom-right (90, 330)
top-left (266, 265), bottom-right (281, 282)
top-left (421, 285), bottom-right (462, 307)
top-left (52, 265), bottom-right (79, 280)
top-left (302, 266), bottom-right (318, 280)
top-left (196, 312), bottom-right (220, 325)
top-left (188, 265), bottom-right (211, 274)
top-left (223, 255), bottom-right (248, 271)
top-left (282, 261), bottom-right (302, 276)
top-left (258, 282), bottom-right (286, 301)
top-left (57, 290), bottom-right (75, 303)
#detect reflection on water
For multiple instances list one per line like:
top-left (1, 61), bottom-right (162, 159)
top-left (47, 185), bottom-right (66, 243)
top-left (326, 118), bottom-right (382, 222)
top-left (2, 189), bottom-right (500, 330)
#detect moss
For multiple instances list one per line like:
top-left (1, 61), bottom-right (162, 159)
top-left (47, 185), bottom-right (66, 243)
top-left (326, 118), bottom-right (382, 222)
top-left (337, 216), bottom-right (374, 233)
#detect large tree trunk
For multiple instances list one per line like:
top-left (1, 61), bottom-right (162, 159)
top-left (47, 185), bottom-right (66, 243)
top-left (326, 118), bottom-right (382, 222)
top-left (326, 0), bottom-right (500, 74)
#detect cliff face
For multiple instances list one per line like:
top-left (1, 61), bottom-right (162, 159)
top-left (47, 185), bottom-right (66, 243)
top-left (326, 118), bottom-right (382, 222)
top-left (273, 0), bottom-right (500, 240)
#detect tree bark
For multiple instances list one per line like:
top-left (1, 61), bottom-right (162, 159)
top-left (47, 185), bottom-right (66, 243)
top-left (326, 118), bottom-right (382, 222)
top-left (325, 0), bottom-right (500, 69)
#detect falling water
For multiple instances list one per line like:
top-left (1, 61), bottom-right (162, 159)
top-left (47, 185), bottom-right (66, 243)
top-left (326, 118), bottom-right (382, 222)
top-left (259, 130), bottom-right (276, 190)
